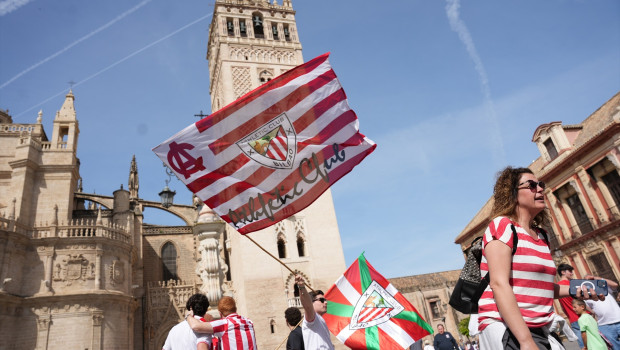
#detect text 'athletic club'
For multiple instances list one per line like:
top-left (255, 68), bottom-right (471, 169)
top-left (153, 53), bottom-right (376, 234)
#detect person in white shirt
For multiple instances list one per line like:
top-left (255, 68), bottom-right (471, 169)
top-left (296, 274), bottom-right (334, 350)
top-left (423, 340), bottom-right (435, 350)
top-left (584, 275), bottom-right (620, 349)
top-left (162, 293), bottom-right (213, 350)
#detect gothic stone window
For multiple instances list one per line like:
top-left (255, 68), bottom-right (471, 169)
top-left (272, 23), bottom-right (279, 40)
top-left (259, 70), bottom-right (272, 84)
top-left (162, 242), bottom-right (178, 281)
top-left (544, 138), bottom-right (558, 160)
top-left (252, 13), bottom-right (264, 38)
top-left (226, 18), bottom-right (234, 36)
top-left (239, 19), bottom-right (247, 37)
top-left (283, 25), bottom-right (291, 41)
top-left (297, 234), bottom-right (305, 257)
top-left (277, 235), bottom-right (287, 259)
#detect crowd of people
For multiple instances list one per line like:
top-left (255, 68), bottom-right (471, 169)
top-left (163, 165), bottom-right (620, 350)
top-left (161, 274), bottom-right (335, 350)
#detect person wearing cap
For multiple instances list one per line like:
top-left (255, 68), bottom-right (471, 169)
top-left (556, 263), bottom-right (585, 349)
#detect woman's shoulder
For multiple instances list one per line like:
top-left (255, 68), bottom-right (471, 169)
top-left (488, 216), bottom-right (514, 229)
top-left (484, 216), bottom-right (516, 243)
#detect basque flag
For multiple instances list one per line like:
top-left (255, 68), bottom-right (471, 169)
top-left (153, 53), bottom-right (376, 234)
top-left (324, 254), bottom-right (432, 349)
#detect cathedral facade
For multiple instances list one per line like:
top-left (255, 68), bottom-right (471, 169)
top-left (0, 1), bottom-right (347, 349)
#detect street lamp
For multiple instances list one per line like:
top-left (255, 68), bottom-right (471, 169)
top-left (159, 164), bottom-right (176, 208)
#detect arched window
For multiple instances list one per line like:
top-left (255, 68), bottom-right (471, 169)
top-left (226, 18), bottom-right (234, 36)
top-left (259, 70), bottom-right (273, 84)
top-left (272, 23), bottom-right (279, 40)
top-left (297, 234), bottom-right (305, 257)
top-left (293, 283), bottom-right (300, 297)
top-left (239, 19), bottom-right (247, 37)
top-left (162, 242), bottom-right (178, 281)
top-left (270, 319), bottom-right (276, 334)
top-left (277, 236), bottom-right (286, 259)
top-left (252, 13), bottom-right (264, 38)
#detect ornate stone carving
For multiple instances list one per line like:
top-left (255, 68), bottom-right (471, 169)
top-left (196, 232), bottom-right (224, 302)
top-left (37, 315), bottom-right (51, 330)
top-left (53, 254), bottom-right (95, 284)
top-left (232, 66), bottom-right (251, 99)
top-left (92, 312), bottom-right (104, 326)
top-left (107, 258), bottom-right (125, 286)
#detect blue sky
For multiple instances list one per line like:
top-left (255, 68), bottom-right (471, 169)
top-left (1, 0), bottom-right (619, 278)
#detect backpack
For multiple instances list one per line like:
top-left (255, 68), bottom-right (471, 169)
top-left (449, 224), bottom-right (550, 314)
top-left (448, 225), bottom-right (518, 314)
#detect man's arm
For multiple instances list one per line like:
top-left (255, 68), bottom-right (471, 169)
top-left (585, 274), bottom-right (619, 289)
top-left (197, 342), bottom-right (208, 350)
top-left (450, 333), bottom-right (458, 346)
top-left (296, 274), bottom-right (315, 323)
top-left (186, 314), bottom-right (214, 333)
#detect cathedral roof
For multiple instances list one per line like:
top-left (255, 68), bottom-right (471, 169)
top-left (389, 269), bottom-right (461, 293)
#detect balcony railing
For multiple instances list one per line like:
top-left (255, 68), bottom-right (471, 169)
top-left (287, 297), bottom-right (302, 308)
top-left (0, 214), bottom-right (131, 244)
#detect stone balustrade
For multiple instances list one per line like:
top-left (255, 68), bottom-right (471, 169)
top-left (0, 214), bottom-right (131, 244)
top-left (142, 225), bottom-right (192, 235)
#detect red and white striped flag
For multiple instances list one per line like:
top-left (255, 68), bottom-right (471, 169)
top-left (153, 53), bottom-right (376, 234)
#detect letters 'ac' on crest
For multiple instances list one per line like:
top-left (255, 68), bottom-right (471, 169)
top-left (236, 113), bottom-right (297, 169)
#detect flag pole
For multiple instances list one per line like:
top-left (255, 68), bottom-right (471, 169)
top-left (243, 234), bottom-right (315, 292)
top-left (274, 319), bottom-right (303, 350)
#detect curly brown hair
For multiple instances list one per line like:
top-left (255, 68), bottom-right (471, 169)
top-left (490, 166), bottom-right (549, 227)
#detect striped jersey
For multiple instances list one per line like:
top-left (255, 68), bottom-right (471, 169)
top-left (211, 313), bottom-right (257, 350)
top-left (478, 216), bottom-right (556, 331)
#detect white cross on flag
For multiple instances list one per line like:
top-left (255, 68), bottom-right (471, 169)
top-left (153, 53), bottom-right (376, 234)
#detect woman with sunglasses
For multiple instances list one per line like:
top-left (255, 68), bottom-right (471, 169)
top-left (477, 167), bottom-right (602, 350)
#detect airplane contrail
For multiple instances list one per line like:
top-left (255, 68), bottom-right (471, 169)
top-left (445, 0), bottom-right (506, 165)
top-left (0, 0), bottom-right (153, 89)
top-left (0, 0), bottom-right (34, 16)
top-left (15, 13), bottom-right (213, 118)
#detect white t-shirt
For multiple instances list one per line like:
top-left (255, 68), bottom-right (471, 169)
top-left (302, 313), bottom-right (334, 350)
top-left (162, 315), bottom-right (213, 350)
top-left (585, 285), bottom-right (620, 325)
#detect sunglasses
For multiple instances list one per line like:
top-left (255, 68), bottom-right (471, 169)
top-left (518, 180), bottom-right (546, 191)
top-left (313, 297), bottom-right (326, 303)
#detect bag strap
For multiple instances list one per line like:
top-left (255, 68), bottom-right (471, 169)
top-left (483, 224), bottom-right (519, 283)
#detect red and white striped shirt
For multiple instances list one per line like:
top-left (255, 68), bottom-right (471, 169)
top-left (211, 313), bottom-right (257, 350)
top-left (478, 216), bottom-right (556, 331)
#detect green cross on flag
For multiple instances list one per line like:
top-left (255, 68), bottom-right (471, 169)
top-left (324, 254), bottom-right (432, 349)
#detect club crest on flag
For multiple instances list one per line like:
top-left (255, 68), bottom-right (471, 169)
top-left (324, 254), bottom-right (431, 349)
top-left (153, 53), bottom-right (376, 234)
top-left (236, 113), bottom-right (297, 169)
top-left (350, 280), bottom-right (404, 330)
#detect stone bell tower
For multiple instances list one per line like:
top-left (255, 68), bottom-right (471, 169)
top-left (205, 1), bottom-right (347, 349)
top-left (207, 0), bottom-right (303, 111)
